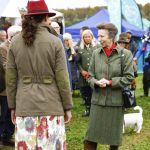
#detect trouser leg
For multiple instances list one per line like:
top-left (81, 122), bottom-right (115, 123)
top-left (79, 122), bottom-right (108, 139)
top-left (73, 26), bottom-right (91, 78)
top-left (81, 86), bottom-right (92, 117)
top-left (0, 96), bottom-right (14, 142)
top-left (0, 96), bottom-right (9, 138)
top-left (80, 87), bottom-right (86, 105)
top-left (109, 145), bottom-right (119, 150)
top-left (143, 77), bottom-right (148, 96)
top-left (84, 140), bottom-right (97, 150)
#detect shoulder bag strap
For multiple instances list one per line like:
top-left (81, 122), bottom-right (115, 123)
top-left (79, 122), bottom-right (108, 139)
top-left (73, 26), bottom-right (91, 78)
top-left (120, 49), bottom-right (123, 77)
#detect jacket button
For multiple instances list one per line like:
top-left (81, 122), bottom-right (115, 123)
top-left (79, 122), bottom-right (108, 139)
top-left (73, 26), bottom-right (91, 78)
top-left (105, 61), bottom-right (109, 64)
top-left (102, 93), bottom-right (106, 96)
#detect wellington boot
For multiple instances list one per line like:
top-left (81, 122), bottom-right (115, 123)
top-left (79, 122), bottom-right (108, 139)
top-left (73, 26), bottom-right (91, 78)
top-left (109, 145), bottom-right (119, 150)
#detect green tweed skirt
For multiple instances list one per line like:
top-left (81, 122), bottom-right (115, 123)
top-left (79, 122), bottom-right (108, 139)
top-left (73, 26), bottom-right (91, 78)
top-left (85, 104), bottom-right (124, 146)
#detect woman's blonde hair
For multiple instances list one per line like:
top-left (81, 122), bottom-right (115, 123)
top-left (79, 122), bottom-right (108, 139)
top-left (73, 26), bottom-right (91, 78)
top-left (80, 29), bottom-right (97, 49)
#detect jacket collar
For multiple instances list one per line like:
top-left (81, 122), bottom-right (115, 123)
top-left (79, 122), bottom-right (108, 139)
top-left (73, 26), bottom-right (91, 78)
top-left (98, 43), bottom-right (122, 54)
top-left (38, 23), bottom-right (58, 37)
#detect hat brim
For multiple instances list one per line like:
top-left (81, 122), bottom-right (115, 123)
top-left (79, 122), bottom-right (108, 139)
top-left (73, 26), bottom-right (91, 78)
top-left (25, 12), bottom-right (56, 17)
top-left (126, 30), bottom-right (132, 34)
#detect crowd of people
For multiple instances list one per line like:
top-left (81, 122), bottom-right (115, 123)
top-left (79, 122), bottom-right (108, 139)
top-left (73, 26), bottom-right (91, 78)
top-left (0, 0), bottom-right (150, 149)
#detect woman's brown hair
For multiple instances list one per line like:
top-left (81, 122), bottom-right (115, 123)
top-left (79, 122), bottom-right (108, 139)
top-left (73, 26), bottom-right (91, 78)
top-left (97, 23), bottom-right (118, 40)
top-left (22, 14), bottom-right (47, 46)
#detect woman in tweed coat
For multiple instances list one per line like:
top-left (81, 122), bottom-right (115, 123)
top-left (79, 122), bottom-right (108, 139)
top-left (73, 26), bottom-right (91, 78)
top-left (84, 23), bottom-right (134, 150)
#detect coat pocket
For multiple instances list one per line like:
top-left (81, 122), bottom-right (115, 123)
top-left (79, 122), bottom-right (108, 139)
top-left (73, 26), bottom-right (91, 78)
top-left (91, 89), bottom-right (100, 103)
top-left (111, 89), bottom-right (123, 106)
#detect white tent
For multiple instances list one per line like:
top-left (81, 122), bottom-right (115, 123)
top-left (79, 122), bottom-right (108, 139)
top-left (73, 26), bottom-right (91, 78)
top-left (0, 0), bottom-right (65, 33)
top-left (0, 0), bottom-right (23, 18)
top-left (0, 0), bottom-right (64, 18)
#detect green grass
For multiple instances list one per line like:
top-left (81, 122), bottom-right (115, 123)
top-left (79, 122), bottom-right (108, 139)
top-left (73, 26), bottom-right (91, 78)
top-left (3, 74), bottom-right (150, 150)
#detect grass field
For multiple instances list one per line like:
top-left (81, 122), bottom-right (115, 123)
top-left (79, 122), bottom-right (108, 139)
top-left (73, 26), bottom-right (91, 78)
top-left (3, 74), bottom-right (150, 150)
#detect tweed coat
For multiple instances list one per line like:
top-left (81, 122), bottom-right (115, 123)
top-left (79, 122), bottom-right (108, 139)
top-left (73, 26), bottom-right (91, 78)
top-left (6, 23), bottom-right (73, 117)
top-left (88, 45), bottom-right (134, 106)
top-left (85, 45), bottom-right (134, 145)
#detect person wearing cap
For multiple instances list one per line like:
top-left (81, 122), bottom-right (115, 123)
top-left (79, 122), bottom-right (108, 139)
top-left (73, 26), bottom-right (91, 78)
top-left (118, 32), bottom-right (138, 90)
top-left (118, 32), bottom-right (130, 49)
top-left (76, 29), bottom-right (99, 117)
top-left (126, 30), bottom-right (137, 56)
top-left (51, 21), bottom-right (61, 35)
top-left (51, 21), bottom-right (64, 43)
top-left (84, 23), bottom-right (134, 150)
top-left (0, 25), bottom-right (22, 146)
top-left (6, 0), bottom-right (73, 149)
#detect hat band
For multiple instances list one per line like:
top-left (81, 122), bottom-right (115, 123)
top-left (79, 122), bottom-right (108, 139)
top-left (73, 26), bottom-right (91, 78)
top-left (28, 10), bottom-right (49, 14)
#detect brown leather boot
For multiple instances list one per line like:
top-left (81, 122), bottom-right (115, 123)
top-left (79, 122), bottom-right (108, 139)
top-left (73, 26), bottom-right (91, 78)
top-left (84, 140), bottom-right (97, 150)
top-left (109, 145), bottom-right (119, 150)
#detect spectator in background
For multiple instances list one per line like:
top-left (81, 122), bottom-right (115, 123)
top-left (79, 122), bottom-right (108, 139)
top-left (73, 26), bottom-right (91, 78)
top-left (6, 0), bottom-right (73, 149)
top-left (118, 32), bottom-right (137, 90)
top-left (134, 27), bottom-right (150, 97)
top-left (63, 33), bottom-right (79, 91)
top-left (0, 30), bottom-right (7, 44)
top-left (126, 30), bottom-right (137, 56)
top-left (3, 21), bottom-right (11, 33)
top-left (118, 32), bottom-right (129, 49)
top-left (75, 26), bottom-right (90, 50)
top-left (143, 51), bottom-right (150, 97)
top-left (84, 23), bottom-right (134, 150)
top-left (0, 25), bottom-right (21, 146)
top-left (76, 29), bottom-right (99, 117)
top-left (51, 21), bottom-right (63, 43)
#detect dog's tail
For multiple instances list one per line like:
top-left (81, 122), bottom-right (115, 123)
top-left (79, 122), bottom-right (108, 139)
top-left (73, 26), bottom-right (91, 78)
top-left (134, 106), bottom-right (143, 115)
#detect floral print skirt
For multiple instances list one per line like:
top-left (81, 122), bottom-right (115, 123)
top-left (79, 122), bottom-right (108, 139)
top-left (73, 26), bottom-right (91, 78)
top-left (15, 116), bottom-right (66, 150)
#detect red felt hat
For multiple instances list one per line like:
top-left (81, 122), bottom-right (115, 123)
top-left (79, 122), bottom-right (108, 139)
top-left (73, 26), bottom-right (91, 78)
top-left (25, 0), bottom-right (56, 17)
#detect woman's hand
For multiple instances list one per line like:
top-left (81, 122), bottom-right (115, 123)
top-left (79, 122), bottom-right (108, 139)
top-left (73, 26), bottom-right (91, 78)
top-left (81, 70), bottom-right (89, 79)
top-left (11, 109), bottom-right (16, 125)
top-left (96, 80), bottom-right (106, 87)
top-left (64, 110), bottom-right (72, 124)
top-left (68, 39), bottom-right (73, 48)
top-left (96, 78), bottom-right (111, 87)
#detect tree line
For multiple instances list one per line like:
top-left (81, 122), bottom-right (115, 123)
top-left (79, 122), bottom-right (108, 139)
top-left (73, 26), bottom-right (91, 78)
top-left (56, 3), bottom-right (150, 27)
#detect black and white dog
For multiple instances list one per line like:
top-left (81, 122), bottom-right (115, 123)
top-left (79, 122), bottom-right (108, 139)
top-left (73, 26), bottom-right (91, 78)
top-left (123, 106), bottom-right (143, 133)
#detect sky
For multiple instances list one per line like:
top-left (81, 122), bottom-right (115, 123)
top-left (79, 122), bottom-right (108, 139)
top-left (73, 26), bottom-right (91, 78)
top-left (45, 0), bottom-right (150, 9)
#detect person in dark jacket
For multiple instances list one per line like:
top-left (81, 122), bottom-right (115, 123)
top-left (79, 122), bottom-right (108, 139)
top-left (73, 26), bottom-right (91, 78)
top-left (126, 30), bottom-right (137, 57)
top-left (63, 33), bottom-right (77, 91)
top-left (84, 23), bottom-right (134, 150)
top-left (118, 32), bottom-right (137, 90)
top-left (0, 25), bottom-right (22, 146)
top-left (134, 28), bottom-right (150, 96)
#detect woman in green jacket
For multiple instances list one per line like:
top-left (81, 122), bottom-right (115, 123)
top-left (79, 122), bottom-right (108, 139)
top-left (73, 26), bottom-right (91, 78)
top-left (77, 29), bottom-right (99, 117)
top-left (84, 23), bottom-right (134, 150)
